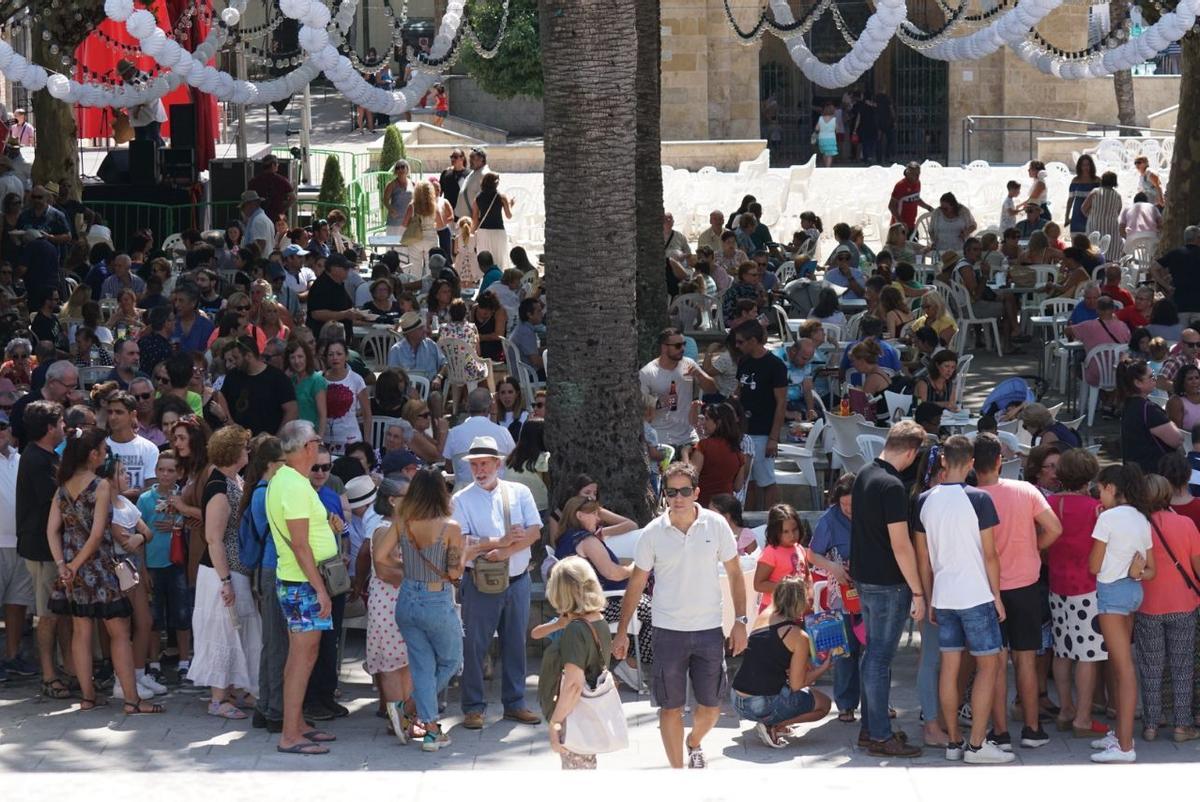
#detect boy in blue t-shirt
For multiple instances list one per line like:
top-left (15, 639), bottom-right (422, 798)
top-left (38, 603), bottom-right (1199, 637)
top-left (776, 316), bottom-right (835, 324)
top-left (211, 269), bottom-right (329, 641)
top-left (136, 452), bottom-right (192, 681)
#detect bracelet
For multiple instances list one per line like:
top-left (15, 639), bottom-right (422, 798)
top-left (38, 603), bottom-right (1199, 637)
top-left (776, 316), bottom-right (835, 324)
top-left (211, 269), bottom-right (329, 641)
top-left (911, 591), bottom-right (924, 597)
top-left (220, 576), bottom-right (232, 584)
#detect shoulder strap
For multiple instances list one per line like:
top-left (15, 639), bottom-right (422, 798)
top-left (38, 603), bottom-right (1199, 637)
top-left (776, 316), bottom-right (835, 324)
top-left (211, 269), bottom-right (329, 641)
top-left (500, 482), bottom-right (512, 534)
top-left (571, 618), bottom-right (606, 676)
top-left (1150, 517), bottom-right (1200, 598)
top-left (1097, 318), bottom-right (1119, 343)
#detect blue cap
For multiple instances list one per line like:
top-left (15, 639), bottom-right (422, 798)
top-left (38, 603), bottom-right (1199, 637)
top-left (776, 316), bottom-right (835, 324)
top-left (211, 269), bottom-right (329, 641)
top-left (282, 244), bottom-right (308, 258)
top-left (381, 449), bottom-right (423, 476)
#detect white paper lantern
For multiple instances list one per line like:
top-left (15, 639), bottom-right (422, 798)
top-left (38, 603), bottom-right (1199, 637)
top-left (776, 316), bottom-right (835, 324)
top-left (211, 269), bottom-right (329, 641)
top-left (105, 0), bottom-right (135, 22)
top-left (220, 7), bottom-right (241, 26)
top-left (46, 73), bottom-right (71, 99)
top-left (127, 9), bottom-right (157, 39)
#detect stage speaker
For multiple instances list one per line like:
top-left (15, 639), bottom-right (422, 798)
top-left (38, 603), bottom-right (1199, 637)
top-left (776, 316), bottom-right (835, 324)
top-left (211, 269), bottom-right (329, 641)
top-left (169, 103), bottom-right (196, 150)
top-left (129, 140), bottom-right (160, 187)
top-left (162, 148), bottom-right (196, 184)
top-left (97, 149), bottom-right (130, 185)
top-left (209, 158), bottom-right (252, 205)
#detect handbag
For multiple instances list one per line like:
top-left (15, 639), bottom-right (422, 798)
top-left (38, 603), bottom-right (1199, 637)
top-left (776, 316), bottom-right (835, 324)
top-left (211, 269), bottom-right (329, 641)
top-left (112, 557), bottom-right (140, 594)
top-left (169, 521), bottom-right (187, 567)
top-left (472, 484), bottom-right (511, 594)
top-left (400, 214), bottom-right (424, 246)
top-left (559, 620), bottom-right (628, 756)
top-left (112, 109), bottom-right (133, 144)
top-left (275, 522), bottom-right (352, 597)
top-left (1150, 519), bottom-right (1200, 597)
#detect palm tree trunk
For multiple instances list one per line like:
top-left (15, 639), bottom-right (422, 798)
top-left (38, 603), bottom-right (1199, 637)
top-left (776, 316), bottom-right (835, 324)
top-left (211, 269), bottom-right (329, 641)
top-left (540, 0), bottom-right (651, 521)
top-left (634, 0), bottom-right (668, 365)
top-left (1158, 33), bottom-right (1200, 253)
top-left (1109, 0), bottom-right (1138, 136)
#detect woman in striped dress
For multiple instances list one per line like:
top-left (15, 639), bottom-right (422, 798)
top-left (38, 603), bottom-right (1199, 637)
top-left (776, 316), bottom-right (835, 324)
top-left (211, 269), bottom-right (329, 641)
top-left (1064, 155), bottom-right (1099, 234)
top-left (1082, 171), bottom-right (1123, 262)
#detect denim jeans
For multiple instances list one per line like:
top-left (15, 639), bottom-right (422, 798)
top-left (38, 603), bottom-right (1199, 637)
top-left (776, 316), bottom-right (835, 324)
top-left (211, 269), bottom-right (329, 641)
top-left (256, 567), bottom-right (288, 722)
top-left (833, 613), bottom-right (861, 713)
top-left (857, 581), bottom-right (912, 741)
top-left (917, 615), bottom-right (940, 723)
top-left (394, 580), bottom-right (464, 722)
top-left (460, 570), bottom-right (531, 714)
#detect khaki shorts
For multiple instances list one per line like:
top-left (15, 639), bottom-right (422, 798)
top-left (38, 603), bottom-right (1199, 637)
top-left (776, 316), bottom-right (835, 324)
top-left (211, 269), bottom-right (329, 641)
top-left (0, 548), bottom-right (34, 607)
top-left (24, 558), bottom-right (58, 618)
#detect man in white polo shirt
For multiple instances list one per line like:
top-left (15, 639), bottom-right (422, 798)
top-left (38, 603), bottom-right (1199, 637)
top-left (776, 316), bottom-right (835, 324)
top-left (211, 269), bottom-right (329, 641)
top-left (453, 435), bottom-right (542, 730)
top-left (614, 462), bottom-right (749, 769)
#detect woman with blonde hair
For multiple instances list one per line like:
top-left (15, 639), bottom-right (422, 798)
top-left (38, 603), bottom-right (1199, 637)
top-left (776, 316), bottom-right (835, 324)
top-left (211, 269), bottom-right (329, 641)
top-left (376, 467), bottom-right (464, 752)
top-left (402, 180), bottom-right (444, 277)
top-left (402, 399), bottom-right (446, 464)
top-left (188, 424), bottom-right (263, 721)
top-left (911, 291), bottom-right (958, 347)
top-left (537, 555), bottom-right (614, 769)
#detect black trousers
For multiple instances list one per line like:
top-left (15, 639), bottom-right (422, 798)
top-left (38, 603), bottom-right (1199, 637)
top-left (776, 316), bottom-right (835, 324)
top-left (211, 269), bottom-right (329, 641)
top-left (304, 591), bottom-right (346, 705)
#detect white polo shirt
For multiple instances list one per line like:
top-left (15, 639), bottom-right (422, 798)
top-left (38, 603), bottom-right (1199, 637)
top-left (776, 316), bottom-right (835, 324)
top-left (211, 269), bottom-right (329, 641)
top-left (0, 447), bottom-right (18, 548)
top-left (634, 505), bottom-right (737, 632)
top-left (452, 479), bottom-right (541, 577)
top-left (442, 416), bottom-right (516, 488)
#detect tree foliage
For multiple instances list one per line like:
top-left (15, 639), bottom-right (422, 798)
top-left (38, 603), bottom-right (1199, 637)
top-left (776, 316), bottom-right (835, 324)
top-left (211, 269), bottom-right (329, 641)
top-left (379, 124), bottom-right (405, 170)
top-left (459, 0), bottom-right (543, 99)
top-left (318, 155), bottom-right (348, 208)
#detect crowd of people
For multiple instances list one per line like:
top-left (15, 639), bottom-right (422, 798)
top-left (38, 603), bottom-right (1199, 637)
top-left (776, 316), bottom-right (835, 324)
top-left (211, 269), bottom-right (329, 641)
top-left (3, 141), bottom-right (1200, 771)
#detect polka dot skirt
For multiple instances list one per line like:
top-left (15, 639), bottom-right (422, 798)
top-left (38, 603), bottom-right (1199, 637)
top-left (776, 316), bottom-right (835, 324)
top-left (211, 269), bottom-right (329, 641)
top-left (1050, 591), bottom-right (1108, 662)
top-left (366, 575), bottom-right (410, 674)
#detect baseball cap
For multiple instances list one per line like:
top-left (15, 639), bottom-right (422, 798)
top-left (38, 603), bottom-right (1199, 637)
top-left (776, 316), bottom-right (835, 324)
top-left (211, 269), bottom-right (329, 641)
top-left (381, 449), bottom-right (423, 476)
top-left (282, 244), bottom-right (309, 258)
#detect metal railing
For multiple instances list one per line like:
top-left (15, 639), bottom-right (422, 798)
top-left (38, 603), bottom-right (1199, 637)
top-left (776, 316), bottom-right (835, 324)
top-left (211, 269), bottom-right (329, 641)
top-left (960, 115), bottom-right (1176, 165)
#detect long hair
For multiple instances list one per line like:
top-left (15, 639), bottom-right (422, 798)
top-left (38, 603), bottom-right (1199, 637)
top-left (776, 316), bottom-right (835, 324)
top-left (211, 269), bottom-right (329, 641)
top-left (558, 495), bottom-right (601, 543)
top-left (412, 181), bottom-right (436, 217)
top-left (1097, 463), bottom-right (1152, 519)
top-left (238, 434), bottom-right (283, 522)
top-left (704, 403), bottom-right (742, 452)
top-left (506, 419), bottom-right (546, 473)
top-left (765, 503), bottom-right (802, 548)
top-left (396, 467), bottom-right (451, 523)
top-left (58, 427), bottom-right (108, 485)
top-left (171, 416), bottom-right (211, 481)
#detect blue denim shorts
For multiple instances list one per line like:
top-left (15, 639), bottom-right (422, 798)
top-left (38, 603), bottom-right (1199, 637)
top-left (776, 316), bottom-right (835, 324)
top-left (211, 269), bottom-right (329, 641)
top-left (733, 685), bottom-right (816, 726)
top-left (1096, 578), bottom-right (1144, 615)
top-left (936, 601), bottom-right (1002, 656)
top-left (276, 580), bottom-right (334, 633)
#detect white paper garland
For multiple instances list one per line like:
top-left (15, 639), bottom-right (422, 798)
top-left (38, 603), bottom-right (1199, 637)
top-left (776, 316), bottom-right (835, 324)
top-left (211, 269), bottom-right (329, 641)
top-left (768, 0), bottom-right (907, 88)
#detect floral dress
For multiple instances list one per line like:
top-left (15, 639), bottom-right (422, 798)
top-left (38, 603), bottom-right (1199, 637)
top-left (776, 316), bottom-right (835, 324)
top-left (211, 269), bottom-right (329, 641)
top-left (439, 320), bottom-right (490, 382)
top-left (49, 477), bottom-right (132, 619)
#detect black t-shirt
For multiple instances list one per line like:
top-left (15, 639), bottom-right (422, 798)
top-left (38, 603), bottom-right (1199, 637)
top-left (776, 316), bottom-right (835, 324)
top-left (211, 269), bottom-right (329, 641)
top-left (15, 442), bottom-right (59, 561)
top-left (1159, 245), bottom-right (1200, 312)
top-left (199, 468), bottom-right (227, 569)
top-left (219, 365), bottom-right (296, 435)
top-left (849, 458), bottom-right (910, 586)
top-left (307, 273), bottom-right (353, 341)
top-left (737, 351), bottom-right (788, 436)
top-left (9, 388), bottom-right (46, 450)
top-left (1121, 395), bottom-right (1171, 474)
top-left (853, 101), bottom-right (877, 135)
top-left (31, 311), bottom-right (60, 347)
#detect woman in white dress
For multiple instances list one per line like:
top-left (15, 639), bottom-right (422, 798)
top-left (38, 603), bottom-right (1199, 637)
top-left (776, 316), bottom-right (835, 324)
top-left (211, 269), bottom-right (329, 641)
top-left (1081, 171), bottom-right (1124, 262)
top-left (401, 180), bottom-right (446, 278)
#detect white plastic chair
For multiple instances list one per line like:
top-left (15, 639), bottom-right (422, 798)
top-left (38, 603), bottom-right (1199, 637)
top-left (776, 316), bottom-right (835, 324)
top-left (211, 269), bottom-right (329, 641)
top-left (410, 374), bottom-right (431, 401)
top-left (360, 330), bottom-right (400, 373)
top-left (1080, 343), bottom-right (1128, 426)
top-left (856, 434), bottom-right (886, 462)
top-left (884, 390), bottom-right (913, 421)
top-left (370, 416), bottom-right (407, 451)
top-left (949, 282), bottom-right (1002, 356)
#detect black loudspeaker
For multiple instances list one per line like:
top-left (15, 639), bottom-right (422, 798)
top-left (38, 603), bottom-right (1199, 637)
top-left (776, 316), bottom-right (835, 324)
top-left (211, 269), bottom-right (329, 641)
top-left (129, 140), bottom-right (160, 187)
top-left (161, 148), bottom-right (196, 184)
top-left (209, 158), bottom-right (252, 205)
top-left (169, 103), bottom-right (196, 150)
top-left (97, 149), bottom-right (130, 184)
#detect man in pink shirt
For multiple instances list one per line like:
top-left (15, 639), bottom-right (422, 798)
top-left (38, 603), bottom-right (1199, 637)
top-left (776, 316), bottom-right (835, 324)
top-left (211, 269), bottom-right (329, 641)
top-left (973, 434), bottom-right (1063, 751)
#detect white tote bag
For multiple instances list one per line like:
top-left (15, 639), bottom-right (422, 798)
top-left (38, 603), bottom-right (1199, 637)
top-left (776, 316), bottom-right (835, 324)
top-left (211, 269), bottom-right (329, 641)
top-left (559, 621), bottom-right (629, 756)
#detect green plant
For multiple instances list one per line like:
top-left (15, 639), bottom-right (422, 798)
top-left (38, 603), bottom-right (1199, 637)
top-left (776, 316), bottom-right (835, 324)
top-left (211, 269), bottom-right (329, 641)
top-left (318, 155), bottom-right (348, 208)
top-left (379, 125), bottom-right (405, 171)
top-left (459, 0), bottom-right (543, 99)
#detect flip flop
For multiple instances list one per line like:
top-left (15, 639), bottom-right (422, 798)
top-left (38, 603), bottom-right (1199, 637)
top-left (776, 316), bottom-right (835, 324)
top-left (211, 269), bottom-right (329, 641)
top-left (277, 742), bottom-right (330, 755)
top-left (302, 729), bottom-right (337, 742)
top-left (837, 711), bottom-right (857, 723)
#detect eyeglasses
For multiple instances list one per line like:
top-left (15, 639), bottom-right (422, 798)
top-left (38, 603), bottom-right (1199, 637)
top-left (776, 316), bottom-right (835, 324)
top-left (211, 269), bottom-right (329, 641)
top-left (311, 463), bottom-right (332, 473)
top-left (533, 401), bottom-right (545, 409)
top-left (235, 305), bottom-right (251, 312)
top-left (663, 486), bottom-right (696, 498)
top-left (665, 341), bottom-right (685, 349)
top-left (134, 392), bottom-right (154, 401)
top-left (417, 411), bottom-right (431, 418)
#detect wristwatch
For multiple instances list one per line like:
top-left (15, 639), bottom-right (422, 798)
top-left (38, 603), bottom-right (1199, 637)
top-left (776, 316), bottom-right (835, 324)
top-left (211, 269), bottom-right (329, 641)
top-left (735, 615), bottom-right (749, 625)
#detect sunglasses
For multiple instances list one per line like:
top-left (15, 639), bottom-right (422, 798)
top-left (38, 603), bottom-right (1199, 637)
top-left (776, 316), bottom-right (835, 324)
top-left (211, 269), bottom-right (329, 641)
top-left (235, 305), bottom-right (251, 312)
top-left (533, 401), bottom-right (545, 409)
top-left (311, 463), bottom-right (332, 473)
top-left (663, 486), bottom-right (696, 498)
top-left (134, 392), bottom-right (154, 401)
top-left (665, 341), bottom-right (685, 349)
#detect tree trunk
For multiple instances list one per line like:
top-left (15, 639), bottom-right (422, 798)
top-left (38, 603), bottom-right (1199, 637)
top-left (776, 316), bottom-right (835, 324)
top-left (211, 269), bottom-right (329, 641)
top-left (633, 0), bottom-right (668, 365)
top-left (30, 1), bottom-right (106, 203)
top-left (1159, 34), bottom-right (1200, 254)
top-left (1109, 0), bottom-right (1138, 136)
top-left (540, 0), bottom-right (651, 521)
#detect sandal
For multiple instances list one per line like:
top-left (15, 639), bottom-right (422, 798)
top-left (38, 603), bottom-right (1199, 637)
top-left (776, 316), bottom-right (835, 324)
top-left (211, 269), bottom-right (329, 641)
top-left (1143, 726), bottom-right (1158, 742)
top-left (42, 678), bottom-right (72, 699)
top-left (301, 729), bottom-right (337, 743)
top-left (276, 742), bottom-right (330, 755)
top-left (1174, 726), bottom-right (1200, 743)
top-left (79, 697), bottom-right (108, 711)
top-left (124, 700), bottom-right (164, 715)
top-left (207, 700), bottom-right (248, 720)
top-left (231, 693), bottom-right (258, 710)
top-left (837, 711), bottom-right (857, 723)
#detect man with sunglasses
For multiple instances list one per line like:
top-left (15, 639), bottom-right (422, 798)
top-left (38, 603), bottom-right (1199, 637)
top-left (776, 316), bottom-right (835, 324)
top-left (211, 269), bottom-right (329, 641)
top-left (1157, 326), bottom-right (1200, 392)
top-left (640, 328), bottom-right (717, 463)
top-left (613, 462), bottom-right (748, 769)
top-left (439, 149), bottom-right (469, 212)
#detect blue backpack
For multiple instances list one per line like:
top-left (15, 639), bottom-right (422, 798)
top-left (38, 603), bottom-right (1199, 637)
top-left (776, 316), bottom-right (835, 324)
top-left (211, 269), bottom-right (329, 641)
top-left (237, 483), bottom-right (269, 570)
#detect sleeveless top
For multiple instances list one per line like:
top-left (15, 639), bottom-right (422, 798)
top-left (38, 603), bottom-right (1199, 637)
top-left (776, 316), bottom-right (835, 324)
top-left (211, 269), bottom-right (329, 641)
top-left (732, 620), bottom-right (796, 697)
top-left (397, 520), bottom-right (450, 583)
top-left (475, 188), bottom-right (505, 230)
top-left (555, 528), bottom-right (627, 591)
top-left (416, 213), bottom-right (438, 241)
top-left (919, 375), bottom-right (952, 404)
top-left (387, 183), bottom-right (413, 223)
top-left (816, 116), bottom-right (837, 140)
top-left (1180, 396), bottom-right (1200, 431)
top-left (474, 309), bottom-right (502, 360)
top-left (1138, 172), bottom-right (1162, 207)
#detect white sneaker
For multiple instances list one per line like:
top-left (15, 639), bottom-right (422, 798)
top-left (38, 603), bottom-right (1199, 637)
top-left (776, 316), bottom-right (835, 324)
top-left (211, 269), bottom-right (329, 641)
top-left (687, 746), bottom-right (707, 768)
top-left (114, 680), bottom-right (147, 701)
top-left (945, 740), bottom-right (965, 761)
top-left (1091, 731), bottom-right (1119, 750)
top-left (1091, 743), bottom-right (1136, 763)
top-left (138, 674), bottom-right (168, 696)
top-left (963, 740), bottom-right (1016, 764)
top-left (385, 701), bottom-right (409, 745)
top-left (611, 660), bottom-right (641, 691)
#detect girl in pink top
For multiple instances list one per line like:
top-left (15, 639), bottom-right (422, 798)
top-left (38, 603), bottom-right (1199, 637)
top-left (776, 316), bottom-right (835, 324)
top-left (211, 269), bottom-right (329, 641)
top-left (752, 504), bottom-right (844, 613)
top-left (1137, 475), bottom-right (1200, 742)
top-left (1041, 448), bottom-right (1107, 737)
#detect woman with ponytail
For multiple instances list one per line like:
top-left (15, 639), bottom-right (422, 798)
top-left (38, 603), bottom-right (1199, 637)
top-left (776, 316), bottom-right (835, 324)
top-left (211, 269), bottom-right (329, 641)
top-left (1087, 463), bottom-right (1155, 763)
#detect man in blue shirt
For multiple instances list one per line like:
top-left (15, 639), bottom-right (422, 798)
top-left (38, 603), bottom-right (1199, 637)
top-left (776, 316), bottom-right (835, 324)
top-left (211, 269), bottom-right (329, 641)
top-left (825, 244), bottom-right (866, 301)
top-left (171, 283), bottom-right (215, 355)
top-left (510, 298), bottom-right (545, 380)
top-left (388, 311), bottom-right (446, 379)
top-left (1067, 280), bottom-right (1100, 326)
